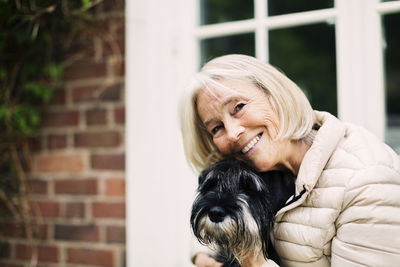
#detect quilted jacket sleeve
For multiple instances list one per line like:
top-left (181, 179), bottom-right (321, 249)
top-left (331, 164), bottom-right (400, 267)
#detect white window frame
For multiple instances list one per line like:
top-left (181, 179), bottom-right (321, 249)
top-left (126, 1), bottom-right (400, 266)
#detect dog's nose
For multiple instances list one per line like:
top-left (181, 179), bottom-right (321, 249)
top-left (209, 206), bottom-right (226, 223)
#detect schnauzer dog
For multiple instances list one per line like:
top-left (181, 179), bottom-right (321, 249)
top-left (190, 159), bottom-right (296, 266)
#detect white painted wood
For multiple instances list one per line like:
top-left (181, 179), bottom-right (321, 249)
top-left (336, 0), bottom-right (385, 139)
top-left (377, 0), bottom-right (400, 14)
top-left (126, 0), bottom-right (197, 266)
top-left (196, 8), bottom-right (336, 39)
top-left (255, 0), bottom-right (267, 62)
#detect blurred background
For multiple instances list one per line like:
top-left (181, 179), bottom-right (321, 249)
top-left (1, 0), bottom-right (399, 266)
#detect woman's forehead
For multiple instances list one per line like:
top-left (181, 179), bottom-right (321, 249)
top-left (198, 78), bottom-right (257, 101)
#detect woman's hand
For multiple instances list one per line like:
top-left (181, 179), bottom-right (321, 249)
top-left (241, 253), bottom-right (279, 267)
top-left (194, 253), bottom-right (223, 267)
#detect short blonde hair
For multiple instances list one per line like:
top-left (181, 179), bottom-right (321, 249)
top-left (179, 54), bottom-right (315, 172)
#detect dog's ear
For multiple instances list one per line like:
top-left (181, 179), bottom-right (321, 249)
top-left (198, 168), bottom-right (210, 186)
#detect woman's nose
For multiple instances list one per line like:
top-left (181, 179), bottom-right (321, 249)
top-left (225, 121), bottom-right (244, 142)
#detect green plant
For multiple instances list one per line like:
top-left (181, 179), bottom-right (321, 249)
top-left (0, 0), bottom-right (105, 264)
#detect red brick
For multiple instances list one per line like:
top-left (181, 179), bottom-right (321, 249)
top-left (92, 202), bottom-right (125, 218)
top-left (114, 107), bottom-right (125, 124)
top-left (63, 40), bottom-right (96, 59)
top-left (65, 202), bottom-right (85, 218)
top-left (41, 110), bottom-right (79, 128)
top-left (47, 134), bottom-right (67, 150)
top-left (103, 38), bottom-right (125, 56)
top-left (114, 18), bottom-right (125, 36)
top-left (0, 222), bottom-right (25, 238)
top-left (72, 85), bottom-right (98, 102)
top-left (112, 58), bottom-right (125, 76)
top-left (64, 60), bottom-right (107, 81)
top-left (29, 136), bottom-right (43, 152)
top-left (34, 201), bottom-right (60, 218)
top-left (67, 248), bottom-right (114, 267)
top-left (0, 264), bottom-right (23, 267)
top-left (28, 179), bottom-right (47, 194)
top-left (34, 153), bottom-right (84, 173)
top-left (105, 178), bottom-right (125, 196)
top-left (75, 131), bottom-right (120, 148)
top-left (103, 0), bottom-right (124, 11)
top-left (0, 223), bottom-right (47, 239)
top-left (72, 84), bottom-right (121, 103)
top-left (55, 224), bottom-right (99, 242)
top-left (34, 224), bottom-right (49, 240)
top-left (15, 244), bottom-right (58, 262)
top-left (102, 83), bottom-right (122, 101)
top-left (55, 179), bottom-right (97, 195)
top-left (91, 153), bottom-right (124, 170)
top-left (106, 226), bottom-right (125, 243)
top-left (15, 244), bottom-right (32, 260)
top-left (48, 89), bottom-right (66, 106)
top-left (86, 108), bottom-right (107, 125)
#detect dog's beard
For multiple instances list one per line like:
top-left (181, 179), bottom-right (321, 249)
top-left (193, 195), bottom-right (264, 263)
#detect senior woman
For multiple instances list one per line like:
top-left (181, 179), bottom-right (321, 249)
top-left (180, 54), bottom-right (400, 267)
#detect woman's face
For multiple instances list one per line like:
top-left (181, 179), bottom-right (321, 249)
top-left (196, 78), bottom-right (291, 172)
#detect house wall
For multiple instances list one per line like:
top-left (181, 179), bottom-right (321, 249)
top-left (0, 1), bottom-right (126, 266)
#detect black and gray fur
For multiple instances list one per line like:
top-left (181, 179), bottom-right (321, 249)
top-left (191, 159), bottom-right (296, 266)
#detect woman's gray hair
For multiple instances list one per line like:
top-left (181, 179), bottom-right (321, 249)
top-left (179, 54), bottom-right (315, 172)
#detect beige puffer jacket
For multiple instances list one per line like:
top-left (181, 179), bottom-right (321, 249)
top-left (272, 111), bottom-right (400, 267)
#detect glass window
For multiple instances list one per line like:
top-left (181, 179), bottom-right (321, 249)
top-left (383, 12), bottom-right (400, 153)
top-left (268, 0), bottom-right (333, 16)
top-left (269, 23), bottom-right (337, 115)
top-left (200, 33), bottom-right (255, 66)
top-left (200, 0), bottom-right (254, 25)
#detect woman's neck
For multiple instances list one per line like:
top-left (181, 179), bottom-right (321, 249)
top-left (282, 137), bottom-right (313, 175)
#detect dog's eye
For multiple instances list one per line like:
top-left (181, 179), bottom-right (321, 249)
top-left (199, 176), bottom-right (218, 192)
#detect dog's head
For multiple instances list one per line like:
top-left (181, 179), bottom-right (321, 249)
top-left (190, 159), bottom-right (275, 262)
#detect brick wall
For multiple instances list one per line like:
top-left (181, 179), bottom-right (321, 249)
top-left (0, 1), bottom-right (126, 266)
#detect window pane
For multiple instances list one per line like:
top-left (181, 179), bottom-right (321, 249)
top-left (268, 0), bottom-right (333, 16)
top-left (200, 0), bottom-right (254, 25)
top-left (269, 23), bottom-right (337, 115)
top-left (383, 13), bottom-right (400, 153)
top-left (200, 33), bottom-right (255, 67)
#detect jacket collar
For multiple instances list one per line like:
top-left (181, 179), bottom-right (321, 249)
top-left (276, 111), bottom-right (345, 216)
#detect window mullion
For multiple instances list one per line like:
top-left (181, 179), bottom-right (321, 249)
top-left (255, 0), bottom-right (267, 62)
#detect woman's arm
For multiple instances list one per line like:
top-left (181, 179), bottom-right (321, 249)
top-left (193, 253), bottom-right (223, 267)
top-left (331, 166), bottom-right (400, 266)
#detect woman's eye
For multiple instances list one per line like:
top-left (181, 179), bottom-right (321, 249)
top-left (234, 103), bottom-right (245, 113)
top-left (211, 125), bottom-right (223, 135)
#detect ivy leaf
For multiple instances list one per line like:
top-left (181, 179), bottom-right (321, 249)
top-left (0, 105), bottom-right (9, 124)
top-left (24, 82), bottom-right (53, 102)
top-left (12, 105), bottom-right (39, 134)
top-left (43, 63), bottom-right (63, 79)
top-left (0, 68), bottom-right (6, 80)
top-left (81, 0), bottom-right (92, 9)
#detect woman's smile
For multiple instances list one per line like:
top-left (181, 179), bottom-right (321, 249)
top-left (241, 133), bottom-right (262, 154)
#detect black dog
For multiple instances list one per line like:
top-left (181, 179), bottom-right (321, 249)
top-left (190, 159), bottom-right (296, 266)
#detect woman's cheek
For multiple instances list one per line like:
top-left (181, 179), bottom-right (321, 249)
top-left (214, 138), bottom-right (231, 155)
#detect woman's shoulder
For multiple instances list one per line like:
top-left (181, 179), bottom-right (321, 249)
top-left (337, 122), bottom-right (400, 171)
top-left (313, 111), bottom-right (399, 171)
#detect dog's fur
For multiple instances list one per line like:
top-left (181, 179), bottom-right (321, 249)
top-left (191, 159), bottom-right (296, 266)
